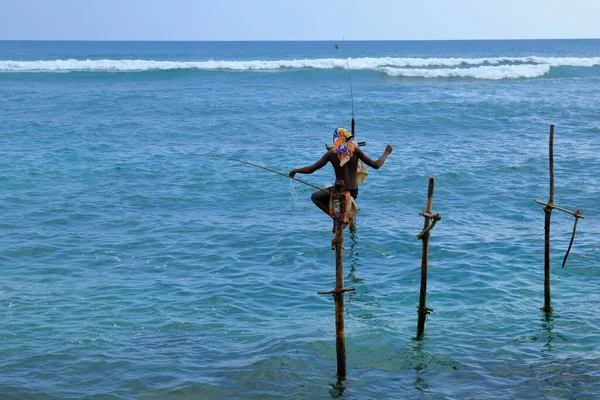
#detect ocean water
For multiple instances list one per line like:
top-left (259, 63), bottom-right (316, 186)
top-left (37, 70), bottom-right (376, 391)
top-left (1, 39), bottom-right (600, 399)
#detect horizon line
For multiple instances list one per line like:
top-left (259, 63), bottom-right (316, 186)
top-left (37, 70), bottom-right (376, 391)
top-left (1, 37), bottom-right (599, 43)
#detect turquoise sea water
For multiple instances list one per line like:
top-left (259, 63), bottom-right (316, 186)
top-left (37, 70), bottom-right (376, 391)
top-left (1, 39), bottom-right (600, 399)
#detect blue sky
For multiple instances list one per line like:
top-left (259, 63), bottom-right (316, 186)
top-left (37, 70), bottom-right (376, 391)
top-left (2, 0), bottom-right (600, 41)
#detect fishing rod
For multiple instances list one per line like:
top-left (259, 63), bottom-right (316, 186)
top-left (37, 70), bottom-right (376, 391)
top-left (334, 41), bottom-right (355, 136)
top-left (203, 154), bottom-right (329, 193)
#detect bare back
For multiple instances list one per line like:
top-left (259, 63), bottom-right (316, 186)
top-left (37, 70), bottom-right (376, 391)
top-left (326, 147), bottom-right (380, 191)
top-left (327, 151), bottom-right (359, 191)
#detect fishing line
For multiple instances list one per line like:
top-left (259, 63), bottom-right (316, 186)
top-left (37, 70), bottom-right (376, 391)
top-left (288, 179), bottom-right (299, 209)
top-left (335, 41), bottom-right (355, 136)
top-left (335, 41), bottom-right (391, 146)
top-left (202, 154), bottom-right (328, 193)
top-left (557, 242), bottom-right (600, 284)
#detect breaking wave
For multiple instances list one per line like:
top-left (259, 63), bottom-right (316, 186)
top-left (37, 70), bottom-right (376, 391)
top-left (379, 64), bottom-right (551, 80)
top-left (1, 56), bottom-right (599, 80)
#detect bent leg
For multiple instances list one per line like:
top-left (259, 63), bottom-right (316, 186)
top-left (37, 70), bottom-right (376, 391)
top-left (311, 189), bottom-right (332, 215)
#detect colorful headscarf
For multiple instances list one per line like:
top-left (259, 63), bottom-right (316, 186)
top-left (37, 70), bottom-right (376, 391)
top-left (333, 127), bottom-right (357, 167)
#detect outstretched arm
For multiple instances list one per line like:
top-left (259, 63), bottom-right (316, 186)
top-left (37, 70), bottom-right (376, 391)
top-left (289, 151), bottom-right (331, 178)
top-left (356, 145), bottom-right (393, 169)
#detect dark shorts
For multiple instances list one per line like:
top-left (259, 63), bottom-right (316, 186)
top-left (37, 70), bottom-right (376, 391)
top-left (311, 187), bottom-right (359, 208)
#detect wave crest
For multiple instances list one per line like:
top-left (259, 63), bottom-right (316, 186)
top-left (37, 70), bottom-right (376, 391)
top-left (1, 56), bottom-right (598, 79)
top-left (379, 64), bottom-right (552, 80)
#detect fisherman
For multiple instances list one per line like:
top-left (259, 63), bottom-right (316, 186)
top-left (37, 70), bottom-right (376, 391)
top-left (289, 127), bottom-right (392, 218)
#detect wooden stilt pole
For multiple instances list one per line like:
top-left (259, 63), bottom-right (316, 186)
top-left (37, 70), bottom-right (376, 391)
top-left (416, 177), bottom-right (441, 338)
top-left (542, 125), bottom-right (555, 312)
top-left (333, 209), bottom-right (346, 379)
top-left (318, 180), bottom-right (355, 380)
top-left (534, 124), bottom-right (584, 312)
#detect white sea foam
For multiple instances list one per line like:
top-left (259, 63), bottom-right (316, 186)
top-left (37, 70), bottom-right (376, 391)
top-left (379, 64), bottom-right (552, 80)
top-left (1, 56), bottom-right (598, 79)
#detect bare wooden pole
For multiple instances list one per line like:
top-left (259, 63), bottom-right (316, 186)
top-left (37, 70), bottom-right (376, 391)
top-left (333, 179), bottom-right (348, 379)
top-left (417, 177), bottom-right (440, 337)
top-left (543, 205), bottom-right (552, 312)
top-left (549, 124), bottom-right (555, 205)
top-left (334, 218), bottom-right (346, 378)
top-left (542, 125), bottom-right (555, 312)
top-left (317, 179), bottom-right (355, 380)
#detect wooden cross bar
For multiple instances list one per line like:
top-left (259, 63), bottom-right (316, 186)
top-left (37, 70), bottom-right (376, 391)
top-left (534, 200), bottom-right (584, 219)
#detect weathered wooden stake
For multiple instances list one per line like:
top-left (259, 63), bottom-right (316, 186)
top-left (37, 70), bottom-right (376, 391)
top-left (534, 124), bottom-right (584, 312)
top-left (543, 125), bottom-right (555, 312)
top-left (416, 177), bottom-right (441, 337)
top-left (333, 209), bottom-right (346, 378)
top-left (317, 179), bottom-right (355, 380)
top-left (542, 125), bottom-right (554, 312)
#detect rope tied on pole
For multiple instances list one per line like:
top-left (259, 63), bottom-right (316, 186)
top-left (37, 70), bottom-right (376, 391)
top-left (417, 212), bottom-right (442, 239)
top-left (417, 306), bottom-right (434, 315)
top-left (331, 235), bottom-right (344, 250)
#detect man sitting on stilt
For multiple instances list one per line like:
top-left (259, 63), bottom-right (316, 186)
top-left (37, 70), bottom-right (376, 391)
top-left (289, 127), bottom-right (392, 232)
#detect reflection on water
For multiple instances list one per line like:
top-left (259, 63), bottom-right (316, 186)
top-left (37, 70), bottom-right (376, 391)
top-left (412, 341), bottom-right (431, 394)
top-left (540, 312), bottom-right (568, 352)
top-left (542, 312), bottom-right (555, 350)
top-left (329, 379), bottom-right (346, 399)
